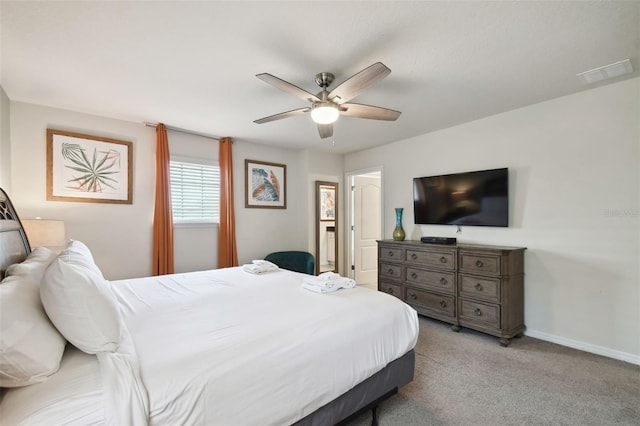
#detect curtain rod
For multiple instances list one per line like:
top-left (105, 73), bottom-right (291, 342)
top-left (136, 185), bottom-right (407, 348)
top-left (144, 122), bottom-right (221, 141)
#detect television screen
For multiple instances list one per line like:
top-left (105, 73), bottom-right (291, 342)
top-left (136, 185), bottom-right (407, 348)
top-left (413, 168), bottom-right (508, 227)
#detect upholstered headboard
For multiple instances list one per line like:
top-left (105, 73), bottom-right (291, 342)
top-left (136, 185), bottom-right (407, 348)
top-left (0, 188), bottom-right (31, 279)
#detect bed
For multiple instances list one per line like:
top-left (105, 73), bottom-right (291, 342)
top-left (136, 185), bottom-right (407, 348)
top-left (0, 188), bottom-right (418, 425)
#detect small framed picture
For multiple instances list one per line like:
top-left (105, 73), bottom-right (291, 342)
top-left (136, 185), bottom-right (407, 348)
top-left (245, 159), bottom-right (286, 209)
top-left (47, 129), bottom-right (133, 204)
top-left (319, 184), bottom-right (336, 220)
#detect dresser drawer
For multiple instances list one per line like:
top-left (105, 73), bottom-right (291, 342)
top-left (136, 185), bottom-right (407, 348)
top-left (459, 299), bottom-right (500, 329)
top-left (379, 281), bottom-right (403, 300)
top-left (379, 246), bottom-right (403, 262)
top-left (406, 249), bottom-right (455, 270)
top-left (379, 262), bottom-right (402, 280)
top-left (406, 267), bottom-right (455, 294)
top-left (459, 274), bottom-right (500, 303)
top-left (405, 286), bottom-right (456, 318)
top-left (459, 253), bottom-right (501, 275)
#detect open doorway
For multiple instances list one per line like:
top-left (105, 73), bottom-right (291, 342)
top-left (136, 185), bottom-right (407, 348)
top-left (346, 168), bottom-right (382, 288)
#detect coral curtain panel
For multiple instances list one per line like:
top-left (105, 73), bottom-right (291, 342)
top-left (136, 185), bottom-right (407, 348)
top-left (218, 137), bottom-right (238, 268)
top-left (152, 123), bottom-right (174, 275)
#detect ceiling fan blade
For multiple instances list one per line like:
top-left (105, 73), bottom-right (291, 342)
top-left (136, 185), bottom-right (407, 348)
top-left (317, 123), bottom-right (334, 139)
top-left (256, 73), bottom-right (321, 103)
top-left (328, 62), bottom-right (391, 103)
top-left (254, 107), bottom-right (310, 124)
top-left (340, 103), bottom-right (401, 121)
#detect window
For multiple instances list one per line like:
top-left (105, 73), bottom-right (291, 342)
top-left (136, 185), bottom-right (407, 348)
top-left (170, 160), bottom-right (220, 223)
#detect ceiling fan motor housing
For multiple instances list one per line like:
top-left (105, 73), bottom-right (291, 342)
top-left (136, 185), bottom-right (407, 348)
top-left (315, 72), bottom-right (335, 89)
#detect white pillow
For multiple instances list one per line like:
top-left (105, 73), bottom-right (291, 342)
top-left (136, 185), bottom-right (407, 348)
top-left (41, 240), bottom-right (122, 354)
top-left (0, 273), bottom-right (67, 387)
top-left (5, 246), bottom-right (58, 284)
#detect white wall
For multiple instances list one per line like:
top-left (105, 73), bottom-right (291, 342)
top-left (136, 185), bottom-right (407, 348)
top-left (305, 150), bottom-right (344, 275)
top-left (345, 77), bottom-right (640, 363)
top-left (10, 102), bottom-right (156, 279)
top-left (233, 142), bottom-right (311, 263)
top-left (8, 102), bottom-right (321, 279)
top-left (0, 87), bottom-right (10, 190)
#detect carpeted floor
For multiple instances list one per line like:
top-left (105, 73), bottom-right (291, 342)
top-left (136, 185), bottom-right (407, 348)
top-left (346, 316), bottom-right (640, 426)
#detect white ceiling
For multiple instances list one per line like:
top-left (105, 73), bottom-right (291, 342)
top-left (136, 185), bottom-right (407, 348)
top-left (2, 1), bottom-right (639, 154)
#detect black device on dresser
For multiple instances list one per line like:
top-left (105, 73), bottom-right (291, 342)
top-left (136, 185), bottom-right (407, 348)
top-left (420, 236), bottom-right (457, 245)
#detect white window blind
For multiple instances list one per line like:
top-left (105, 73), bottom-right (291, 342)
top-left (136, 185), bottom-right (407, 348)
top-left (170, 160), bottom-right (220, 223)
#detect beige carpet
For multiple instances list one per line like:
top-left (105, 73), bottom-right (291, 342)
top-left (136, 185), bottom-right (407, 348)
top-left (346, 316), bottom-right (640, 426)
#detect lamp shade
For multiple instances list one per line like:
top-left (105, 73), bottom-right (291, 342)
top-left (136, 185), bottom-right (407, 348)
top-left (22, 219), bottom-right (66, 248)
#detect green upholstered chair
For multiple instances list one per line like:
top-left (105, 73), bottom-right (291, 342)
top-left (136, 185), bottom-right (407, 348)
top-left (264, 251), bottom-right (315, 275)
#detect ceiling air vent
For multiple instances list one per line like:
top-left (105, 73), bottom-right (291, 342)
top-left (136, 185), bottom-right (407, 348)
top-left (577, 59), bottom-right (633, 84)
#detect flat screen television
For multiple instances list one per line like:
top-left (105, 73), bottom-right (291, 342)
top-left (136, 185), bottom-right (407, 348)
top-left (413, 168), bottom-right (508, 227)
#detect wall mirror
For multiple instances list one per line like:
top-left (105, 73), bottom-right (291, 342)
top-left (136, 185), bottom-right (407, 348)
top-left (316, 181), bottom-right (338, 275)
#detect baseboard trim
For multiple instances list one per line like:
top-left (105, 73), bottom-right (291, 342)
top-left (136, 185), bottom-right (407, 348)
top-left (525, 329), bottom-right (640, 366)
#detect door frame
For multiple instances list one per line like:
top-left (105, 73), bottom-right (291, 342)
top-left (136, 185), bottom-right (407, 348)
top-left (344, 166), bottom-right (384, 281)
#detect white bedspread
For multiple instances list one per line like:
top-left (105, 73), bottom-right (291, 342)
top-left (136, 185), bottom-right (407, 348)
top-left (111, 267), bottom-right (418, 425)
top-left (1, 267), bottom-right (418, 425)
top-left (0, 346), bottom-right (104, 425)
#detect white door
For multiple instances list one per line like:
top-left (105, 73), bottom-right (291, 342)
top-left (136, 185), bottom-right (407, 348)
top-left (353, 174), bottom-right (381, 285)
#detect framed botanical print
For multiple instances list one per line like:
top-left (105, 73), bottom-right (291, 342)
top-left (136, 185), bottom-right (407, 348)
top-left (245, 159), bottom-right (286, 209)
top-left (47, 129), bottom-right (133, 204)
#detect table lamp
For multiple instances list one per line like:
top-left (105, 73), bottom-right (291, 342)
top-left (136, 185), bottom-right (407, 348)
top-left (22, 218), bottom-right (66, 250)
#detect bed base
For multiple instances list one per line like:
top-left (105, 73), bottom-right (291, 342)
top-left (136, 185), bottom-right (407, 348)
top-left (294, 349), bottom-right (415, 426)
top-left (336, 388), bottom-right (397, 426)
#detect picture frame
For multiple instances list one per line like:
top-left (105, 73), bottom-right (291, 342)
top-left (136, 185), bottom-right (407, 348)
top-left (319, 184), bottom-right (336, 221)
top-left (245, 159), bottom-right (286, 209)
top-left (47, 129), bottom-right (133, 204)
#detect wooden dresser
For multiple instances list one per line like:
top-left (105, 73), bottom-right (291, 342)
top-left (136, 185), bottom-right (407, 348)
top-left (378, 240), bottom-right (526, 346)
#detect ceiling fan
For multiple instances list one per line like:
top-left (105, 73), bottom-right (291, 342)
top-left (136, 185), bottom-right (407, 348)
top-left (253, 62), bottom-right (401, 139)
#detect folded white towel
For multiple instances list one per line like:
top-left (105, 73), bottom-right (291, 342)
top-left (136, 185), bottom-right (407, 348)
top-left (252, 259), bottom-right (278, 267)
top-left (303, 276), bottom-right (355, 289)
top-left (302, 275), bottom-right (355, 293)
top-left (317, 272), bottom-right (341, 281)
top-left (302, 282), bottom-right (337, 293)
top-left (243, 260), bottom-right (279, 274)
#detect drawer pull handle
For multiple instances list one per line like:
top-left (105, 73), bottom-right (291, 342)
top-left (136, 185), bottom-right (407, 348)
top-left (439, 300), bottom-right (447, 308)
top-left (475, 260), bottom-right (484, 268)
top-left (475, 283), bottom-right (483, 291)
top-left (411, 253), bottom-right (417, 260)
top-left (387, 268), bottom-right (394, 275)
top-left (440, 256), bottom-right (447, 264)
top-left (411, 272), bottom-right (417, 279)
top-left (474, 308), bottom-right (483, 316)
top-left (409, 293), bottom-right (418, 300)
top-left (388, 251), bottom-right (394, 257)
top-left (387, 288), bottom-right (394, 295)
top-left (440, 277), bottom-right (448, 285)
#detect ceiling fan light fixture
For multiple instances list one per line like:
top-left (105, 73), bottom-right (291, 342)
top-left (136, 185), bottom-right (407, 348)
top-left (311, 104), bottom-right (339, 124)
top-left (254, 62), bottom-right (400, 137)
